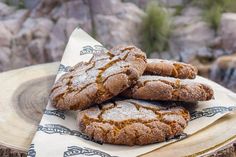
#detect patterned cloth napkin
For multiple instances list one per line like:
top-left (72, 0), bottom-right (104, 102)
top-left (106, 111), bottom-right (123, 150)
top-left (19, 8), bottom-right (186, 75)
top-left (27, 28), bottom-right (236, 157)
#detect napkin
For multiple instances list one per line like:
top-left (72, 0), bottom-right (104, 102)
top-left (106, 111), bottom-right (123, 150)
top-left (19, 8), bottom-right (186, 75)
top-left (27, 28), bottom-right (236, 157)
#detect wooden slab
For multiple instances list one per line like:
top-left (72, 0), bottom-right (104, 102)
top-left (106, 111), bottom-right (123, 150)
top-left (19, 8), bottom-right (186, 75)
top-left (0, 62), bottom-right (235, 157)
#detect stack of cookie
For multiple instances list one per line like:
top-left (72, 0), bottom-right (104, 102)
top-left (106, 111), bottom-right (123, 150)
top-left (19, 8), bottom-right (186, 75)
top-left (50, 45), bottom-right (214, 146)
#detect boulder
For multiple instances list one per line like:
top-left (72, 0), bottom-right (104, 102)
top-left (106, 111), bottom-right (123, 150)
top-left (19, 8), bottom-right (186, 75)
top-left (10, 45), bottom-right (32, 69)
top-left (169, 21), bottom-right (215, 61)
top-left (34, 18), bottom-right (54, 38)
top-left (15, 17), bottom-right (53, 45)
top-left (2, 9), bottom-right (29, 34)
top-left (28, 39), bottom-right (46, 63)
top-left (219, 13), bottom-right (236, 52)
top-left (94, 2), bottom-right (145, 48)
top-left (210, 55), bottom-right (236, 92)
top-left (44, 17), bottom-right (68, 61)
top-left (50, 3), bottom-right (67, 21)
top-left (45, 37), bottom-right (65, 61)
top-left (0, 47), bottom-right (11, 72)
top-left (0, 2), bottom-right (14, 17)
top-left (158, 0), bottom-right (184, 7)
top-left (0, 23), bottom-right (12, 47)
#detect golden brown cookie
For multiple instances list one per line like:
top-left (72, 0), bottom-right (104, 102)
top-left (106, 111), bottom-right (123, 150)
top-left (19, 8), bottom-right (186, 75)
top-left (145, 59), bottom-right (198, 79)
top-left (121, 75), bottom-right (214, 102)
top-left (50, 45), bottom-right (147, 110)
top-left (77, 99), bottom-right (190, 146)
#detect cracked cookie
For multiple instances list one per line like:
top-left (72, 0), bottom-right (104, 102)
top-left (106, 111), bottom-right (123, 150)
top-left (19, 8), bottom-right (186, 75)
top-left (121, 75), bottom-right (214, 102)
top-left (77, 99), bottom-right (190, 146)
top-left (145, 59), bottom-right (198, 79)
top-left (50, 45), bottom-right (147, 110)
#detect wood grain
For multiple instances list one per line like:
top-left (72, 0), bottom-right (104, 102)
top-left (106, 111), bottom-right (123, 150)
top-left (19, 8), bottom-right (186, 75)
top-left (0, 62), bottom-right (235, 157)
top-left (0, 62), bottom-right (59, 156)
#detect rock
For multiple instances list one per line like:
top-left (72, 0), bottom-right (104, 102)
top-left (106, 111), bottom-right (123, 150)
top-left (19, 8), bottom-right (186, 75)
top-left (31, 0), bottom-right (61, 17)
top-left (66, 0), bottom-right (90, 20)
top-left (210, 55), bottom-right (236, 92)
top-left (182, 6), bottom-right (202, 17)
top-left (24, 0), bottom-right (40, 10)
top-left (197, 47), bottom-right (213, 58)
top-left (0, 47), bottom-right (11, 72)
top-left (0, 23), bottom-right (12, 47)
top-left (50, 3), bottom-right (67, 21)
top-left (10, 45), bottom-right (32, 69)
top-left (51, 17), bottom-right (67, 43)
top-left (173, 16), bottom-right (201, 26)
top-left (212, 49), bottom-right (232, 58)
top-left (28, 39), bottom-right (46, 63)
top-left (65, 18), bottom-right (79, 38)
top-left (209, 36), bottom-right (222, 49)
top-left (2, 9), bottom-right (29, 34)
top-left (45, 37), bottom-right (65, 61)
top-left (0, 2), bottom-right (15, 17)
top-left (158, 0), bottom-right (184, 7)
top-left (94, 2), bottom-right (145, 48)
top-left (44, 17), bottom-right (68, 61)
top-left (219, 13), bottom-right (236, 52)
top-left (15, 17), bottom-right (53, 45)
top-left (5, 9), bottom-right (29, 20)
top-left (169, 21), bottom-right (215, 59)
top-left (34, 18), bottom-right (54, 38)
top-left (88, 0), bottom-right (119, 15)
top-left (14, 27), bottom-right (32, 46)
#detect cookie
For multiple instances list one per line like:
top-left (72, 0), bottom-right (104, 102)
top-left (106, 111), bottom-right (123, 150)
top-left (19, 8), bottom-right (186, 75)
top-left (50, 45), bottom-right (147, 110)
top-left (145, 59), bottom-right (198, 79)
top-left (121, 75), bottom-right (214, 102)
top-left (77, 99), bottom-right (190, 146)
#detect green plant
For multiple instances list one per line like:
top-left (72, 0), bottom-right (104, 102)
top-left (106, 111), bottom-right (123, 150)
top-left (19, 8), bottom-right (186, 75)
top-left (4, 0), bottom-right (25, 9)
top-left (203, 4), bottom-right (222, 31)
top-left (175, 5), bottom-right (185, 16)
top-left (192, 0), bottom-right (236, 32)
top-left (140, 1), bottom-right (171, 56)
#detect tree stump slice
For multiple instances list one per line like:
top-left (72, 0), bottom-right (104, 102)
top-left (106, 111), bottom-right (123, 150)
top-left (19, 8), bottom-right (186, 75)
top-left (0, 62), bottom-right (235, 157)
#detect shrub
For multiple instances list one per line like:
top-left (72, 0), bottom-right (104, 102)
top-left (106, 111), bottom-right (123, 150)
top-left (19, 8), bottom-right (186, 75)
top-left (140, 1), bottom-right (171, 56)
top-left (203, 4), bottom-right (222, 31)
top-left (192, 0), bottom-right (236, 31)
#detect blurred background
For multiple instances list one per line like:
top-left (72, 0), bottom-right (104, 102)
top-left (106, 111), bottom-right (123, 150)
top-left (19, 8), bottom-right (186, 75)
top-left (0, 0), bottom-right (236, 92)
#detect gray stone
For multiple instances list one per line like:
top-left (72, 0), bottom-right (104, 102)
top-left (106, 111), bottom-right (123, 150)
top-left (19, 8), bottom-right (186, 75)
top-left (2, 9), bottom-right (29, 34)
top-left (30, 0), bottom-right (61, 17)
top-left (14, 27), bottom-right (32, 46)
top-left (197, 47), bottom-right (213, 58)
top-left (210, 55), bottom-right (236, 92)
top-left (219, 13), bottom-right (236, 51)
top-left (50, 3), bottom-right (67, 21)
top-left (0, 2), bottom-right (15, 17)
top-left (173, 16), bottom-right (201, 27)
top-left (66, 18), bottom-right (79, 38)
top-left (45, 37), bottom-right (65, 61)
top-left (10, 45), bottom-right (32, 69)
top-left (0, 23), bottom-right (12, 47)
top-left (182, 6), bottom-right (202, 17)
top-left (66, 0), bottom-right (90, 20)
top-left (6, 9), bottom-right (29, 20)
top-left (169, 21), bottom-right (215, 56)
top-left (51, 17), bottom-right (67, 42)
top-left (28, 39), bottom-right (46, 63)
top-left (34, 18), bottom-right (54, 38)
top-left (94, 2), bottom-right (145, 48)
top-left (0, 47), bottom-right (11, 71)
top-left (158, 0), bottom-right (184, 7)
